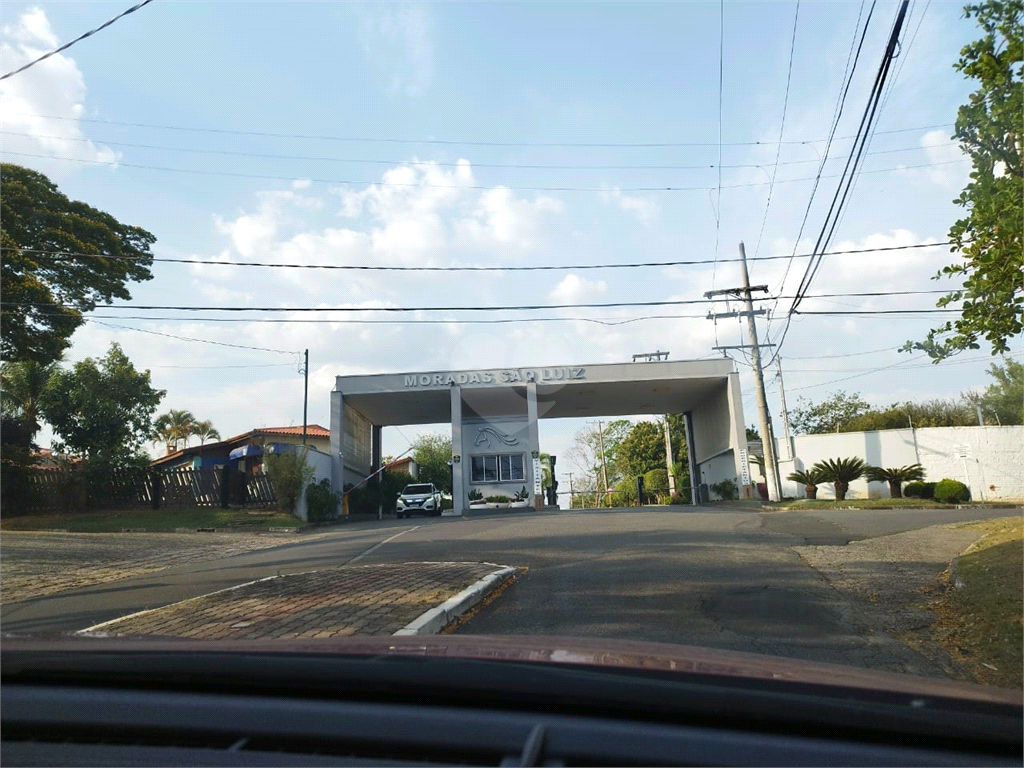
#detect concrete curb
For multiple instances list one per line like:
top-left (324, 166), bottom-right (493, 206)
top-left (393, 565), bottom-right (518, 636)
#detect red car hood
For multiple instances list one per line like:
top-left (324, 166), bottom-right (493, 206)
top-left (4, 632), bottom-right (1020, 707)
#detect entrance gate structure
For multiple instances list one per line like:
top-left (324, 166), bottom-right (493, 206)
top-left (330, 359), bottom-right (750, 514)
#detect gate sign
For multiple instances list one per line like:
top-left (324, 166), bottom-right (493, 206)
top-left (533, 457), bottom-right (543, 496)
top-left (954, 444), bottom-right (971, 459)
top-left (738, 448), bottom-right (751, 486)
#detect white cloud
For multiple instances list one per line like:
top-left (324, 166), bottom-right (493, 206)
top-left (548, 274), bottom-right (607, 305)
top-left (357, 4), bottom-right (434, 95)
top-left (909, 129), bottom-right (970, 188)
top-left (600, 187), bottom-right (660, 222)
top-left (0, 7), bottom-right (117, 179)
top-left (457, 187), bottom-right (563, 248)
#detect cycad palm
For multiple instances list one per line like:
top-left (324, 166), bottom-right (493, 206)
top-left (865, 464), bottom-right (925, 499)
top-left (811, 457), bottom-right (868, 501)
top-left (787, 466), bottom-right (826, 499)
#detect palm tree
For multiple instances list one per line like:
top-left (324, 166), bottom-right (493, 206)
top-left (787, 466), bottom-right (826, 499)
top-left (193, 420), bottom-right (221, 454)
top-left (152, 409), bottom-right (197, 454)
top-left (0, 359), bottom-right (59, 439)
top-left (811, 457), bottom-right (868, 501)
top-left (865, 464), bottom-right (925, 499)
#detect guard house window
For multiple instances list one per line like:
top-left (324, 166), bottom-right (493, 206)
top-left (471, 453), bottom-right (524, 482)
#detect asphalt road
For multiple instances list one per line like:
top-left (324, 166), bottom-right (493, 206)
top-left (1, 505), bottom-right (1013, 677)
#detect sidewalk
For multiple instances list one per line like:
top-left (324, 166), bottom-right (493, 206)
top-left (80, 562), bottom-right (517, 640)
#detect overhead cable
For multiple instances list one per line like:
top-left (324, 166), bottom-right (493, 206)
top-left (3, 240), bottom-right (954, 272)
top-left (0, 0), bottom-right (157, 81)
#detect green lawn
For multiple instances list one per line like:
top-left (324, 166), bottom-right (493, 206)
top-left (1, 506), bottom-right (303, 533)
top-left (931, 516), bottom-right (1023, 690)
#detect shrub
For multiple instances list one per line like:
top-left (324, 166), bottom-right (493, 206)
top-left (933, 478), bottom-right (971, 504)
top-left (669, 493), bottom-right (689, 505)
top-left (904, 481), bottom-right (936, 499)
top-left (305, 478), bottom-right (339, 522)
top-left (265, 447), bottom-right (313, 515)
top-left (612, 477), bottom-right (638, 506)
top-left (643, 468), bottom-right (669, 493)
top-left (485, 495), bottom-right (510, 503)
top-left (710, 478), bottom-right (738, 500)
top-left (468, 488), bottom-right (483, 501)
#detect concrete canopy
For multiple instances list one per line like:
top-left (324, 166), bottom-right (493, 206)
top-left (335, 359), bottom-right (735, 426)
top-left (330, 359), bottom-right (750, 513)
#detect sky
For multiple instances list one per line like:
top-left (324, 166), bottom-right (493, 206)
top-left (2, 0), bottom-right (1019, 486)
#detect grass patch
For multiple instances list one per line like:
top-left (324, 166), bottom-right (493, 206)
top-left (766, 498), bottom-right (1018, 511)
top-left (1, 506), bottom-right (302, 533)
top-left (930, 516), bottom-right (1023, 689)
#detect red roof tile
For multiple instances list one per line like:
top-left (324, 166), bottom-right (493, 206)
top-left (256, 424), bottom-right (330, 438)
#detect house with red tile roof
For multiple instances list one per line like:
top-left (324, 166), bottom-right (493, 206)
top-left (150, 425), bottom-right (330, 473)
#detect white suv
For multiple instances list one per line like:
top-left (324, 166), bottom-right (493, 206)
top-left (396, 483), bottom-right (443, 519)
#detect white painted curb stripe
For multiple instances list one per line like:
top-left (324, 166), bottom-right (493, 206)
top-left (393, 566), bottom-right (517, 637)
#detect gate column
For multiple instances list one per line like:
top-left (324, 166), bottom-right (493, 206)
top-left (450, 386), bottom-right (464, 517)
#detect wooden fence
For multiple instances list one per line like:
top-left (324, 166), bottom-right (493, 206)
top-left (6, 465), bottom-right (277, 514)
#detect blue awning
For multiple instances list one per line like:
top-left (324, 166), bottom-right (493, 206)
top-left (228, 444), bottom-right (262, 460)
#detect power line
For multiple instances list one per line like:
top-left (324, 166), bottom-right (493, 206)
top-left (89, 319), bottom-right (297, 354)
top-left (753, 0), bottom-right (801, 259)
top-left (0, 130), bottom-right (957, 171)
top-left (793, 308), bottom-right (963, 315)
top-left (4, 240), bottom-right (954, 272)
top-left (0, 149), bottom-right (965, 192)
top-left (5, 111), bottom-right (954, 148)
top-left (83, 312), bottom-right (712, 326)
top-left (7, 288), bottom-right (960, 316)
top-left (712, 0), bottom-right (725, 289)
top-left (0, 0), bottom-right (156, 81)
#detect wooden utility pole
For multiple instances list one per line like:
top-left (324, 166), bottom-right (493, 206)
top-left (775, 358), bottom-right (793, 461)
top-left (596, 420), bottom-right (609, 507)
top-left (704, 243), bottom-right (781, 501)
top-left (663, 417), bottom-right (676, 496)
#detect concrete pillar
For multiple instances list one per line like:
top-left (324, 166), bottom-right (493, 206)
top-left (683, 411), bottom-right (699, 507)
top-left (526, 382), bottom-right (541, 510)
top-left (330, 389), bottom-right (345, 493)
top-left (372, 424), bottom-right (383, 519)
top-left (726, 372), bottom-right (754, 500)
top-left (450, 386), bottom-right (464, 517)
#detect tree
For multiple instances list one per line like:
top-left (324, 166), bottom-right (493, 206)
top-left (615, 421), bottom-right (665, 480)
top-left (811, 457), bottom-right (868, 501)
top-left (907, 1), bottom-right (1023, 360)
top-left (865, 464), bottom-right (926, 499)
top-left (39, 343), bottom-right (165, 468)
top-left (789, 391), bottom-right (872, 434)
top-left (845, 398), bottom-right (977, 431)
top-left (971, 358), bottom-right (1023, 424)
top-left (0, 164), bottom-right (156, 365)
top-left (411, 433), bottom-right (453, 494)
top-left (567, 419), bottom-right (632, 500)
top-left (194, 420), bottom-right (221, 447)
top-left (153, 409), bottom-right (198, 454)
top-left (0, 359), bottom-right (59, 440)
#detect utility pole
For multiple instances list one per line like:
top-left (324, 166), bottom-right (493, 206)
top-left (589, 420), bottom-right (610, 508)
top-left (301, 349), bottom-right (309, 446)
top-left (568, 472), bottom-right (574, 508)
top-left (705, 242), bottom-right (781, 501)
top-left (775, 358), bottom-right (793, 462)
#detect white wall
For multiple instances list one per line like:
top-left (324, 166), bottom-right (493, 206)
top-left (295, 447), bottom-right (333, 521)
top-left (460, 415), bottom-right (532, 502)
top-left (778, 426), bottom-right (1024, 501)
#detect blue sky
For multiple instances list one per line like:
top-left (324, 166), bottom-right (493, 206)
top-left (1, 1), bottom-right (1017, 478)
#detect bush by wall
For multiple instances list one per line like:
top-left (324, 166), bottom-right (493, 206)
top-left (305, 478), bottom-right (340, 522)
top-left (904, 481), bottom-right (937, 499)
top-left (710, 478), bottom-right (738, 501)
top-left (933, 478), bottom-right (971, 504)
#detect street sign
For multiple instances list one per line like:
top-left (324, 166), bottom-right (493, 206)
top-left (738, 448), bottom-right (751, 486)
top-left (533, 457), bottom-right (543, 496)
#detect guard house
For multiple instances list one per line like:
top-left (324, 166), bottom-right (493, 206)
top-left (330, 359), bottom-right (750, 514)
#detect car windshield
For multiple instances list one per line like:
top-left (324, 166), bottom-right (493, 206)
top-left (403, 485), bottom-right (434, 495)
top-left (1, 0), bottom-right (1021, 725)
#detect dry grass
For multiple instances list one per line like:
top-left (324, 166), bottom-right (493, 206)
top-left (928, 516), bottom-right (1023, 689)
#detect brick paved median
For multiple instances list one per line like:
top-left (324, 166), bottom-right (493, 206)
top-left (81, 562), bottom-right (516, 639)
top-left (0, 530), bottom-right (327, 605)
